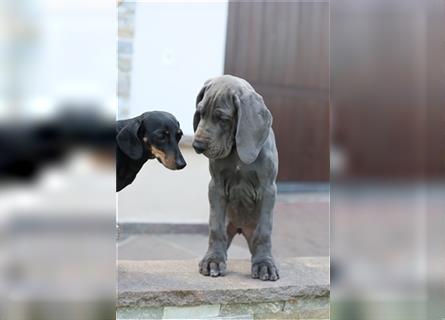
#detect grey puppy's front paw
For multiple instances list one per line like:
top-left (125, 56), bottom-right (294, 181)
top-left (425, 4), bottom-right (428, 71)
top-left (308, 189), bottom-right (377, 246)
top-left (199, 254), bottom-right (227, 277)
top-left (251, 259), bottom-right (279, 281)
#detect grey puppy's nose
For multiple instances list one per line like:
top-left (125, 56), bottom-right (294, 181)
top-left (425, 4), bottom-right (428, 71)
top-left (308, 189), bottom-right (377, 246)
top-left (192, 140), bottom-right (207, 154)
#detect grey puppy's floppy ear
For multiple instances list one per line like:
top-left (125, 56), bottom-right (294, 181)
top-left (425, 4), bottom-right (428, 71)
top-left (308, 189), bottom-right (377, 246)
top-left (117, 119), bottom-right (144, 160)
top-left (234, 90), bottom-right (272, 164)
top-left (193, 79), bottom-right (212, 132)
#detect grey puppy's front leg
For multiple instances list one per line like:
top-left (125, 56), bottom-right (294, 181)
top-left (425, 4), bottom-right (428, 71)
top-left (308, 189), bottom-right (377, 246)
top-left (250, 185), bottom-right (279, 281)
top-left (199, 180), bottom-right (228, 277)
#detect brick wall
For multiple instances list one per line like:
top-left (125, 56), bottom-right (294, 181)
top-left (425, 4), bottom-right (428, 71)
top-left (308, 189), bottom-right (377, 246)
top-left (117, 0), bottom-right (135, 118)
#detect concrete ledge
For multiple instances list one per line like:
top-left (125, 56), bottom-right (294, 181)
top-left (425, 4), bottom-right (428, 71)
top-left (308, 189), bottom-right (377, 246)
top-left (118, 257), bottom-right (329, 308)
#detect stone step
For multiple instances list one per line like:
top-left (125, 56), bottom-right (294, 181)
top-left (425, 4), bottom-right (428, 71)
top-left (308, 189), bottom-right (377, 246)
top-left (118, 257), bottom-right (329, 319)
top-left (118, 233), bottom-right (251, 260)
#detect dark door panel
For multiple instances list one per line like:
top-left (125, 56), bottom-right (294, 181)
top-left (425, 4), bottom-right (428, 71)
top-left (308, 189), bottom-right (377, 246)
top-left (225, 1), bottom-right (330, 181)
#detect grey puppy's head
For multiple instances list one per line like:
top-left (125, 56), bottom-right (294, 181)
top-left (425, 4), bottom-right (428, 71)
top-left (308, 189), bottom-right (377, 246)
top-left (192, 75), bottom-right (272, 164)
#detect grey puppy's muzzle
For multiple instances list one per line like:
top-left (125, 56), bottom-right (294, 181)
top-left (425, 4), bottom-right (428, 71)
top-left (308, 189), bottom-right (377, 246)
top-left (192, 140), bottom-right (208, 154)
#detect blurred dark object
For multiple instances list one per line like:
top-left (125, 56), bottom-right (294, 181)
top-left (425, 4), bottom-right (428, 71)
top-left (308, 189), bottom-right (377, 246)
top-left (0, 105), bottom-right (114, 181)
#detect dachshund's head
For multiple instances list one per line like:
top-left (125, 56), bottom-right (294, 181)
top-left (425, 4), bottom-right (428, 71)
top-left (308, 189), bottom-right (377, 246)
top-left (117, 111), bottom-right (186, 170)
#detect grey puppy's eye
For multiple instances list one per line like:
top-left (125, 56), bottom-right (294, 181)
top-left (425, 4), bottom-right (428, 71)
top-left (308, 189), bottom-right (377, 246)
top-left (219, 117), bottom-right (231, 125)
top-left (215, 113), bottom-right (230, 122)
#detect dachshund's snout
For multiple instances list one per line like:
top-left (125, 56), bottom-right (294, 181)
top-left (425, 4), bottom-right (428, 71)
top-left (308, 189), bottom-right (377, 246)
top-left (192, 140), bottom-right (208, 154)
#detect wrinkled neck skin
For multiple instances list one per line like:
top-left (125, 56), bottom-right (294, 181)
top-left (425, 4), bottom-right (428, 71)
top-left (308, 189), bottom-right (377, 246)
top-left (209, 129), bottom-right (278, 192)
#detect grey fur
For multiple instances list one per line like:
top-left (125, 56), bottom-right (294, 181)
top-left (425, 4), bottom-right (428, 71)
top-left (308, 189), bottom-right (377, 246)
top-left (193, 75), bottom-right (279, 281)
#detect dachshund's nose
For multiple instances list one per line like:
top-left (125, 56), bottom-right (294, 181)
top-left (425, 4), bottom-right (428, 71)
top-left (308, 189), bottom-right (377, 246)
top-left (176, 158), bottom-right (186, 170)
top-left (192, 140), bottom-right (207, 154)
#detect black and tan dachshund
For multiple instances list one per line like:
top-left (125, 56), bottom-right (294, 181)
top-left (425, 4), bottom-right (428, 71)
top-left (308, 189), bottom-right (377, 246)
top-left (116, 111), bottom-right (186, 192)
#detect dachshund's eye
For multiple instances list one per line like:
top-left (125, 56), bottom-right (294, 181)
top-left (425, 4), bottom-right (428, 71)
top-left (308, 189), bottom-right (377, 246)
top-left (156, 132), bottom-right (167, 140)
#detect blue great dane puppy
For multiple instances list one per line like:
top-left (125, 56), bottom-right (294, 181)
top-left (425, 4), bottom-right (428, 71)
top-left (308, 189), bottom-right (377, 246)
top-left (193, 75), bottom-right (279, 281)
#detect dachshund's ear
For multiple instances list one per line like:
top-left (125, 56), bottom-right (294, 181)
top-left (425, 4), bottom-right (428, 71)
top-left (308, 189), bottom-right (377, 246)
top-left (234, 90), bottom-right (272, 164)
top-left (194, 79), bottom-right (212, 132)
top-left (117, 119), bottom-right (143, 160)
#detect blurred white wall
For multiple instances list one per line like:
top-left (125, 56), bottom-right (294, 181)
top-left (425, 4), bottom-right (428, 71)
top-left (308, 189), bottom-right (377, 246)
top-left (19, 0), bottom-right (116, 119)
top-left (126, 2), bottom-right (228, 135)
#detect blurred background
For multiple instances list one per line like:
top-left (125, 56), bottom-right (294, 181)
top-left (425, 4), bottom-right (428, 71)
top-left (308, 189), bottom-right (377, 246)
top-left (331, 0), bottom-right (445, 319)
top-left (0, 0), bottom-right (115, 319)
top-left (117, 0), bottom-right (330, 275)
top-left (0, 0), bottom-right (443, 319)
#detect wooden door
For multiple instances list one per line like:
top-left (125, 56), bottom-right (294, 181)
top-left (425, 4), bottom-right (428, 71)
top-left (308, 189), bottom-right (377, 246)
top-left (224, 1), bottom-right (330, 181)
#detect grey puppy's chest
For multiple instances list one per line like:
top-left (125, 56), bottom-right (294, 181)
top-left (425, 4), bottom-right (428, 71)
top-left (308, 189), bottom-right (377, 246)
top-left (211, 156), bottom-right (262, 221)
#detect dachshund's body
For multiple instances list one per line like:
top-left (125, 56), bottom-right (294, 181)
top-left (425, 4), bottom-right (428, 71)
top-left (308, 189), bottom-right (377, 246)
top-left (193, 75), bottom-right (279, 281)
top-left (116, 111), bottom-right (186, 192)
